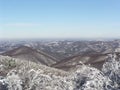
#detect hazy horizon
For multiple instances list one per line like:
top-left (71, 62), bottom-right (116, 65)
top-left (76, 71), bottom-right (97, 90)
top-left (0, 0), bottom-right (120, 39)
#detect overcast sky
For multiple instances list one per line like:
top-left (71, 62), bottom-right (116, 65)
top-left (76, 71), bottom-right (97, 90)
top-left (0, 0), bottom-right (120, 39)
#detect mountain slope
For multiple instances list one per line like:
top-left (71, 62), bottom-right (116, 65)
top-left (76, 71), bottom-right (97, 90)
top-left (2, 46), bottom-right (58, 66)
top-left (52, 52), bottom-right (120, 71)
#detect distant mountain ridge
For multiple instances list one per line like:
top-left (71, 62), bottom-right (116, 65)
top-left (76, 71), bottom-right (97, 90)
top-left (1, 40), bottom-right (120, 60)
top-left (1, 46), bottom-right (58, 66)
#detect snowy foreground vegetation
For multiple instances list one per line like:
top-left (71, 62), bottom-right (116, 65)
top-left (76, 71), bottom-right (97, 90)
top-left (0, 53), bottom-right (120, 90)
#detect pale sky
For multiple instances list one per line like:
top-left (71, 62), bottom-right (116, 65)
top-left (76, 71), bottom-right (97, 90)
top-left (0, 0), bottom-right (120, 39)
